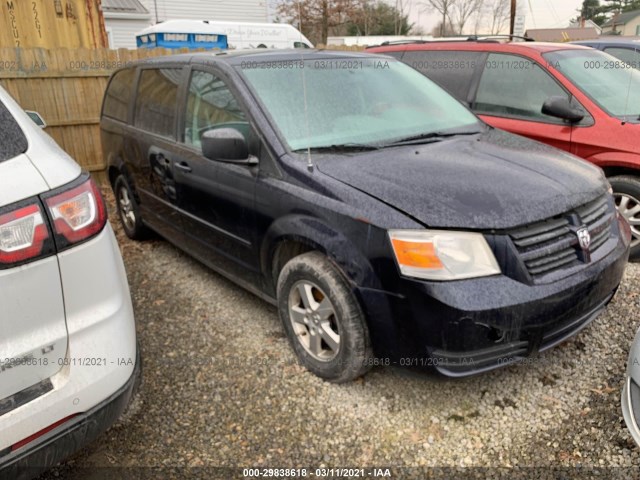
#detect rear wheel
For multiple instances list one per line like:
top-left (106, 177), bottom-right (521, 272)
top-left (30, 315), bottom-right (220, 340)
top-left (277, 251), bottom-right (373, 382)
top-left (114, 175), bottom-right (149, 240)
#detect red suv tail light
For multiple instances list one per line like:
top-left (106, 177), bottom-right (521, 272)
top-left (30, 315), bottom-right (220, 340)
top-left (0, 203), bottom-right (50, 264)
top-left (44, 177), bottom-right (107, 247)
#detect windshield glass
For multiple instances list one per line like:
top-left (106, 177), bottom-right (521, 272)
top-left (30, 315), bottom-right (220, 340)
top-left (238, 57), bottom-right (480, 151)
top-left (544, 49), bottom-right (640, 120)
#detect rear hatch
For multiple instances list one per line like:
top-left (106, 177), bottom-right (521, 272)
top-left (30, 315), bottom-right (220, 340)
top-left (0, 98), bottom-right (70, 407)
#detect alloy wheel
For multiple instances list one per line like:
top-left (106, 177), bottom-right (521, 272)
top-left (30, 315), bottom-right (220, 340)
top-left (615, 193), bottom-right (640, 248)
top-left (118, 185), bottom-right (136, 232)
top-left (288, 280), bottom-right (340, 362)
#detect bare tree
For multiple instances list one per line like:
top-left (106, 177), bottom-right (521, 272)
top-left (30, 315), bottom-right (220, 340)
top-left (485, 0), bottom-right (510, 34)
top-left (421, 0), bottom-right (456, 36)
top-left (450, 0), bottom-right (485, 34)
top-left (277, 0), bottom-right (357, 45)
top-left (430, 20), bottom-right (457, 36)
top-left (394, 0), bottom-right (411, 35)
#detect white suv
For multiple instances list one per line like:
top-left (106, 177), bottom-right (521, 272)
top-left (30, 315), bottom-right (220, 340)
top-left (0, 87), bottom-right (139, 479)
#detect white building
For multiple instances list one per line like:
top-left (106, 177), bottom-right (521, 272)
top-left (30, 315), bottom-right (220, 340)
top-left (569, 19), bottom-right (603, 36)
top-left (102, 0), bottom-right (270, 49)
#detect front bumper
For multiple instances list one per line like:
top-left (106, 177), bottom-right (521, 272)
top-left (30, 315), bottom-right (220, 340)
top-left (358, 229), bottom-right (629, 376)
top-left (0, 350), bottom-right (140, 480)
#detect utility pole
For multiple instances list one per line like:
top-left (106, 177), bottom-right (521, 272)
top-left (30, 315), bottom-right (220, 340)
top-left (510, 0), bottom-right (516, 35)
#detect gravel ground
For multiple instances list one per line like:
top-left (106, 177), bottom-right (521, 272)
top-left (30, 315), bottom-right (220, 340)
top-left (39, 190), bottom-right (640, 479)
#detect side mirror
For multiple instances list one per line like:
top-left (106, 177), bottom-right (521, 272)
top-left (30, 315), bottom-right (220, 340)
top-left (541, 96), bottom-right (585, 123)
top-left (201, 128), bottom-right (257, 165)
top-left (25, 110), bottom-right (46, 128)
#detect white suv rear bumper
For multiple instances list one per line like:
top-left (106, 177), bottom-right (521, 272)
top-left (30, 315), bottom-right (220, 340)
top-left (0, 224), bottom-right (138, 452)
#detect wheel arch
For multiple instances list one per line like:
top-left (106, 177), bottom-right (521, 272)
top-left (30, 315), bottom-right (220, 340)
top-left (106, 153), bottom-right (140, 202)
top-left (602, 165), bottom-right (640, 179)
top-left (260, 214), bottom-right (377, 297)
top-left (585, 153), bottom-right (640, 179)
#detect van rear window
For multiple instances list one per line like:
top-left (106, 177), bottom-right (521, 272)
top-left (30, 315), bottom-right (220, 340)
top-left (103, 68), bottom-right (137, 122)
top-left (0, 101), bottom-right (28, 162)
top-left (134, 68), bottom-right (181, 138)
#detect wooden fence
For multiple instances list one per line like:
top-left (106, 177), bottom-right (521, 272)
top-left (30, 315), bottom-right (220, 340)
top-left (0, 45), bottom-right (365, 182)
top-left (0, 47), bottom-right (200, 182)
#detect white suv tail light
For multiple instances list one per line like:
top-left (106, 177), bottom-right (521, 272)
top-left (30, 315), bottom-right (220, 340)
top-left (0, 175), bottom-right (107, 268)
top-left (0, 204), bottom-right (49, 264)
top-left (44, 177), bottom-right (107, 246)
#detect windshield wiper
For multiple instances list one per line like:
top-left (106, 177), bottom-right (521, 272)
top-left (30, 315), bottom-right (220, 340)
top-left (382, 130), bottom-right (483, 147)
top-left (294, 143), bottom-right (380, 153)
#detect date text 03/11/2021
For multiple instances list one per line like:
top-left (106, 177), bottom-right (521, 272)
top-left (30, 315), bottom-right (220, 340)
top-left (243, 468), bottom-right (392, 477)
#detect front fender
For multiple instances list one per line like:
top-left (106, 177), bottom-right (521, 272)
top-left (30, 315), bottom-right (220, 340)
top-left (260, 214), bottom-right (381, 295)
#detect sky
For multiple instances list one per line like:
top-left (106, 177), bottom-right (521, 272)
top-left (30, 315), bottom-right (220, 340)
top-left (267, 0), bottom-right (587, 35)
top-left (407, 0), bottom-right (585, 34)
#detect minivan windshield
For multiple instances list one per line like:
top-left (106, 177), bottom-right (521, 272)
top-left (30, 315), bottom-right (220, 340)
top-left (544, 49), bottom-right (640, 121)
top-left (239, 57), bottom-right (481, 151)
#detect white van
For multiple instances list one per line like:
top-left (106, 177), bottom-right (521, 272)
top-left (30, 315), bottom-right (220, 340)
top-left (136, 20), bottom-right (314, 50)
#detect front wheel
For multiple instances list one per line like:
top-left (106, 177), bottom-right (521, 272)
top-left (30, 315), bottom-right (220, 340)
top-left (610, 176), bottom-right (640, 261)
top-left (277, 251), bottom-right (373, 383)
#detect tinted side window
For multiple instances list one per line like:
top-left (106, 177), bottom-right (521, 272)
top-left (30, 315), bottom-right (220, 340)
top-left (0, 101), bottom-right (28, 162)
top-left (184, 70), bottom-right (247, 148)
top-left (402, 51), bottom-right (483, 101)
top-left (134, 68), bottom-right (181, 138)
top-left (103, 68), bottom-right (136, 122)
top-left (604, 47), bottom-right (640, 69)
top-left (475, 53), bottom-right (568, 122)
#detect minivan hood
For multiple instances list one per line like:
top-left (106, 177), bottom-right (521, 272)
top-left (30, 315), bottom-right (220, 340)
top-left (315, 129), bottom-right (608, 230)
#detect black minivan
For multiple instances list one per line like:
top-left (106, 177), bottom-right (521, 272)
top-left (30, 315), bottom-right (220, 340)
top-left (101, 50), bottom-right (631, 382)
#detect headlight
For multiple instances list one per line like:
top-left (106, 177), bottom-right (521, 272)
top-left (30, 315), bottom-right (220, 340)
top-left (388, 229), bottom-right (501, 281)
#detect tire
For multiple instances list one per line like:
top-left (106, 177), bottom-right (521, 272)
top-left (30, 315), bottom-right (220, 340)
top-left (610, 175), bottom-right (640, 261)
top-left (277, 251), bottom-right (373, 383)
top-left (114, 175), bottom-right (149, 240)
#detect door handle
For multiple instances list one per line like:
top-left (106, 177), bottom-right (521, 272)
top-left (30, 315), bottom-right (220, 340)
top-left (175, 162), bottom-right (192, 173)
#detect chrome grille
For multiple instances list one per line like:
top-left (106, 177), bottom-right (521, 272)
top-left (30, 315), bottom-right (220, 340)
top-left (509, 195), bottom-right (614, 281)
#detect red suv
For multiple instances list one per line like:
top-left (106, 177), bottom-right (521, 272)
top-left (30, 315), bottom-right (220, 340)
top-left (369, 40), bottom-right (640, 258)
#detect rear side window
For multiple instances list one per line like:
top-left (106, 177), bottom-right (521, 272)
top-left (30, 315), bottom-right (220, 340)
top-left (0, 101), bottom-right (28, 162)
top-left (134, 68), bottom-right (181, 138)
top-left (103, 68), bottom-right (136, 122)
top-left (604, 47), bottom-right (640, 69)
top-left (402, 51), bottom-right (483, 101)
top-left (474, 53), bottom-right (569, 122)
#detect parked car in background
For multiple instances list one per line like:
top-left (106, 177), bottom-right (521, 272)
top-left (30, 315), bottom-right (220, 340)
top-left (574, 37), bottom-right (640, 69)
top-left (368, 40), bottom-right (640, 259)
top-left (623, 325), bottom-right (640, 448)
top-left (0, 86), bottom-right (139, 480)
top-left (101, 50), bottom-right (630, 383)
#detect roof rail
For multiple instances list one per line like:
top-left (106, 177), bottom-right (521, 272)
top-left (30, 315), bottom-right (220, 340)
top-left (377, 39), bottom-right (431, 46)
top-left (366, 34), bottom-right (534, 48)
top-left (466, 34), bottom-right (534, 42)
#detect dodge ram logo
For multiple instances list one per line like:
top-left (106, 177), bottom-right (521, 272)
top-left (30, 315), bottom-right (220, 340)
top-left (577, 226), bottom-right (591, 251)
